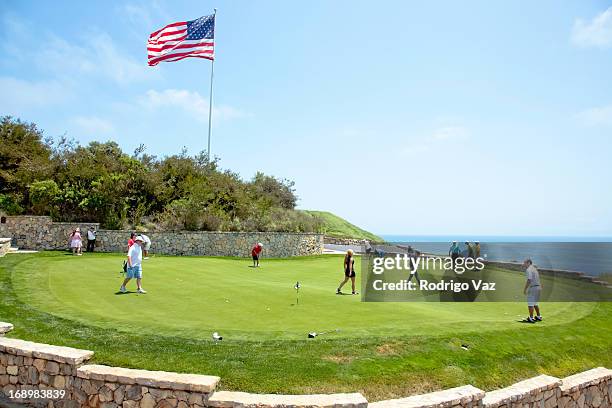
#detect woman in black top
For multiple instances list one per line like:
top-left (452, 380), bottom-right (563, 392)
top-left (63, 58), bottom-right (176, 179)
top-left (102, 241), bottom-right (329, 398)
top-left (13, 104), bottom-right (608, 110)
top-left (336, 249), bottom-right (358, 295)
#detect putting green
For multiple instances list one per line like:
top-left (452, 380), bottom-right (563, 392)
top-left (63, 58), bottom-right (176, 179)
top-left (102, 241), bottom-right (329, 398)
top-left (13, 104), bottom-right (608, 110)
top-left (3, 252), bottom-right (611, 398)
top-left (11, 253), bottom-right (594, 340)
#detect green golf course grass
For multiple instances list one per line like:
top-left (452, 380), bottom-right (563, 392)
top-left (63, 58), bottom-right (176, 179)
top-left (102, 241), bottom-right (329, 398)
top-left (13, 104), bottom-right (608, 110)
top-left (1, 252), bottom-right (611, 400)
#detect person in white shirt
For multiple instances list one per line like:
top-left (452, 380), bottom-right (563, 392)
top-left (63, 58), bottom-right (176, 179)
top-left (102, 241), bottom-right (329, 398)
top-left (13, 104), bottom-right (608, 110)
top-left (141, 234), bottom-right (152, 259)
top-left (523, 259), bottom-right (542, 323)
top-left (86, 227), bottom-right (97, 252)
top-left (119, 236), bottom-right (147, 294)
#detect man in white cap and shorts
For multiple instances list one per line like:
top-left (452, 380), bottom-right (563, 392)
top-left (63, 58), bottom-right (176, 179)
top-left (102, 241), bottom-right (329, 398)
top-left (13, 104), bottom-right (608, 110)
top-left (119, 235), bottom-right (147, 294)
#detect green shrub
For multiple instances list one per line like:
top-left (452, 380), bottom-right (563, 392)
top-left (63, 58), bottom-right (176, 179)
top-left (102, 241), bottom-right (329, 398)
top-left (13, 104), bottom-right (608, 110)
top-left (1, 116), bottom-right (324, 233)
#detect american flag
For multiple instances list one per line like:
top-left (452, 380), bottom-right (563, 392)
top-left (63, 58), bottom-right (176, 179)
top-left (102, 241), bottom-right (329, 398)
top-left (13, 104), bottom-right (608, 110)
top-left (147, 14), bottom-right (215, 66)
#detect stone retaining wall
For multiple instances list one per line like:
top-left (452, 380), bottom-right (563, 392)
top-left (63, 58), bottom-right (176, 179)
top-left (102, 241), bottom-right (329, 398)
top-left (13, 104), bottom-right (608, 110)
top-left (369, 385), bottom-right (485, 408)
top-left (485, 261), bottom-right (610, 287)
top-left (74, 365), bottom-right (219, 408)
top-left (324, 237), bottom-right (373, 246)
top-left (207, 391), bottom-right (367, 408)
top-left (559, 367), bottom-right (612, 408)
top-left (0, 216), bottom-right (323, 258)
top-left (0, 323), bottom-right (610, 408)
top-left (0, 238), bottom-right (10, 257)
top-left (482, 375), bottom-right (561, 407)
top-left (0, 337), bottom-right (93, 408)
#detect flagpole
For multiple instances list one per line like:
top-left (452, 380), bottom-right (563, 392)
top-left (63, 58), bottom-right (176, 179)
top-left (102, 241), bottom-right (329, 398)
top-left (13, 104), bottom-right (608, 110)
top-left (207, 8), bottom-right (217, 160)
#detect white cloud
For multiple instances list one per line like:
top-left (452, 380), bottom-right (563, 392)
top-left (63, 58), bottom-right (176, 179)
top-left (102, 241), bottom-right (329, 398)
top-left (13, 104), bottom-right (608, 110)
top-left (431, 125), bottom-right (469, 141)
top-left (40, 33), bottom-right (153, 84)
top-left (1, 13), bottom-right (36, 66)
top-left (117, 0), bottom-right (170, 28)
top-left (141, 89), bottom-right (251, 122)
top-left (71, 116), bottom-right (115, 136)
top-left (119, 3), bottom-right (153, 28)
top-left (577, 105), bottom-right (612, 126)
top-left (0, 77), bottom-right (71, 114)
top-left (2, 12), bottom-right (152, 85)
top-left (571, 7), bottom-right (612, 48)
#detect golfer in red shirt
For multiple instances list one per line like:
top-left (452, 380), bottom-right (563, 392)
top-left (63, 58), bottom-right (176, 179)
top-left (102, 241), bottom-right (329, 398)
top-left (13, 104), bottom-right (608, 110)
top-left (251, 243), bottom-right (263, 267)
top-left (127, 232), bottom-right (136, 252)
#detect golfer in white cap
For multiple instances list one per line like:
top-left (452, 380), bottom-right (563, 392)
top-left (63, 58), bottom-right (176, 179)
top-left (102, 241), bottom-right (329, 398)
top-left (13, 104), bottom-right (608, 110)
top-left (119, 235), bottom-right (147, 294)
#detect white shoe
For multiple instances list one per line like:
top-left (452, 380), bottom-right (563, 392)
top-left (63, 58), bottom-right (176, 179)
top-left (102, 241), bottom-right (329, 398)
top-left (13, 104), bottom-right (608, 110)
top-left (137, 288), bottom-right (147, 294)
top-left (119, 286), bottom-right (127, 293)
top-left (144, 257), bottom-right (149, 260)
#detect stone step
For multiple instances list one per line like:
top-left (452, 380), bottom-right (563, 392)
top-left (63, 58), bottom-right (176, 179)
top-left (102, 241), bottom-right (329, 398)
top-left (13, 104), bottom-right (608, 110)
top-left (77, 364), bottom-right (220, 393)
top-left (369, 385), bottom-right (485, 408)
top-left (482, 375), bottom-right (560, 407)
top-left (0, 322), bottom-right (14, 335)
top-left (208, 391), bottom-right (368, 408)
top-left (0, 337), bottom-right (94, 364)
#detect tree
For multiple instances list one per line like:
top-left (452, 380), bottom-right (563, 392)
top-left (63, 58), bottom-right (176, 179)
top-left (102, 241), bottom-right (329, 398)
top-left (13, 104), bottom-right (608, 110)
top-left (250, 172), bottom-right (297, 210)
top-left (0, 117), bottom-right (320, 232)
top-left (29, 180), bottom-right (60, 216)
top-left (0, 117), bottom-right (53, 203)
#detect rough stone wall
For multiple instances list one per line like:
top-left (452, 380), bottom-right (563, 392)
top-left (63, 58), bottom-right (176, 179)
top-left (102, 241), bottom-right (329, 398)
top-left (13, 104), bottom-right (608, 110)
top-left (96, 230), bottom-right (323, 257)
top-left (482, 375), bottom-right (561, 408)
top-left (0, 323), bottom-right (611, 408)
top-left (0, 337), bottom-right (93, 408)
top-left (368, 385), bottom-right (485, 408)
top-left (0, 238), bottom-right (10, 257)
top-left (485, 261), bottom-right (609, 287)
top-left (0, 336), bottom-right (219, 408)
top-left (0, 216), bottom-right (323, 257)
top-left (0, 216), bottom-right (99, 252)
top-left (559, 367), bottom-right (612, 408)
top-left (324, 237), bottom-right (373, 246)
top-left (73, 365), bottom-right (218, 408)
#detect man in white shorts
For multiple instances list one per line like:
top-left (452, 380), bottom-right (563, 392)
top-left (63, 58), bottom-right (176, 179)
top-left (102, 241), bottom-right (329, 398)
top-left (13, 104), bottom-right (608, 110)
top-left (141, 234), bottom-right (152, 259)
top-left (119, 236), bottom-right (147, 294)
top-left (523, 259), bottom-right (542, 323)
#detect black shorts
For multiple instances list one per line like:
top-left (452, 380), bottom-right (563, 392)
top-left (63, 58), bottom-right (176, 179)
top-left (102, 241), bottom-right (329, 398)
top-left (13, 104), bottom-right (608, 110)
top-left (345, 270), bottom-right (356, 278)
top-left (252, 254), bottom-right (259, 261)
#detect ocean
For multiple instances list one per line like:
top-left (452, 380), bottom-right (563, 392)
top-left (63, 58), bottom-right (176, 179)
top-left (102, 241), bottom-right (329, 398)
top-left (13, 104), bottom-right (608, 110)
top-left (380, 235), bottom-right (612, 277)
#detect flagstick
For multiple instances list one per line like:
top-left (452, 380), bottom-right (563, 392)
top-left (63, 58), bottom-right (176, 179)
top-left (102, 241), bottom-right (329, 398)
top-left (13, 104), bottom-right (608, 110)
top-left (207, 8), bottom-right (217, 160)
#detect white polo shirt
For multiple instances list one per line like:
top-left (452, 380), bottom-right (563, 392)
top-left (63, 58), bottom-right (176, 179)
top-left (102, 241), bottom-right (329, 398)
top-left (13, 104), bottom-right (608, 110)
top-left (128, 244), bottom-right (142, 267)
top-left (526, 264), bottom-right (540, 287)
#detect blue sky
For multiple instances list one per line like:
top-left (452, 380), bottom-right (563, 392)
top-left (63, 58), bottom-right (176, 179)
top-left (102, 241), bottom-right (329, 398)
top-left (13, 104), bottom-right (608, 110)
top-left (1, 1), bottom-right (612, 236)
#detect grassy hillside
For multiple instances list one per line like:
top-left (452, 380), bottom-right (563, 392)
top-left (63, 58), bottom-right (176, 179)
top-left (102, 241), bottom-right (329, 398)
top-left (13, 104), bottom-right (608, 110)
top-left (304, 210), bottom-right (382, 241)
